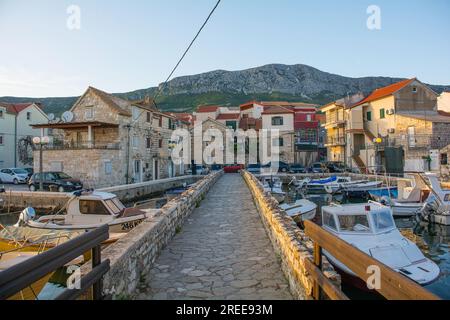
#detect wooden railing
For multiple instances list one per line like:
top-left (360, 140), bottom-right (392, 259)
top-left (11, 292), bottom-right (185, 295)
top-left (304, 221), bottom-right (440, 300)
top-left (0, 225), bottom-right (110, 300)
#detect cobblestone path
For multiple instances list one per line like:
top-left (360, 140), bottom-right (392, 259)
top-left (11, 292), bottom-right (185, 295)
top-left (137, 174), bottom-right (293, 300)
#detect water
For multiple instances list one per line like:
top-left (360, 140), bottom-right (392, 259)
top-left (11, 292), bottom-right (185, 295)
top-left (283, 187), bottom-right (450, 300)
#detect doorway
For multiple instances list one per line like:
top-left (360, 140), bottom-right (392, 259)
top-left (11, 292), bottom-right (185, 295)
top-left (153, 158), bottom-right (159, 180)
top-left (134, 160), bottom-right (142, 183)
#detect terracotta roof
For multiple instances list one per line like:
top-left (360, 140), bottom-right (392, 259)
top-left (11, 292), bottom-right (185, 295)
top-left (351, 79), bottom-right (416, 108)
top-left (216, 113), bottom-right (240, 120)
top-left (262, 106), bottom-right (294, 115)
top-left (196, 105), bottom-right (220, 113)
top-left (0, 102), bottom-right (38, 114)
top-left (260, 101), bottom-right (317, 108)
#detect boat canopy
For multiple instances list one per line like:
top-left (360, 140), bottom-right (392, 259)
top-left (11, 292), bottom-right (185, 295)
top-left (322, 203), bottom-right (396, 235)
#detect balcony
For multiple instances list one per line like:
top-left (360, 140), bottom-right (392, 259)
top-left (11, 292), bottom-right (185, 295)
top-left (44, 140), bottom-right (121, 151)
top-left (324, 136), bottom-right (346, 147)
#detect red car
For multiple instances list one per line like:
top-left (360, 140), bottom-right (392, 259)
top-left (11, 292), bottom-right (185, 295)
top-left (224, 164), bottom-right (244, 173)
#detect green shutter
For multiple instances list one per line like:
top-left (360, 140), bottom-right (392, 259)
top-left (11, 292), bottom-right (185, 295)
top-left (367, 112), bottom-right (372, 121)
top-left (380, 109), bottom-right (385, 119)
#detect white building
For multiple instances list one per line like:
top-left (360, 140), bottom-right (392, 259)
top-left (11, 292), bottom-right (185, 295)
top-left (438, 92), bottom-right (450, 113)
top-left (0, 102), bottom-right (49, 169)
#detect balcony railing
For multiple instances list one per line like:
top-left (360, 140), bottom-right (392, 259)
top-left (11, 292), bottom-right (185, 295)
top-left (44, 140), bottom-right (121, 151)
top-left (324, 136), bottom-right (346, 147)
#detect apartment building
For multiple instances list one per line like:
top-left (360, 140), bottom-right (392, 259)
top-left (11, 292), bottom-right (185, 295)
top-left (321, 79), bottom-right (450, 174)
top-left (0, 102), bottom-right (49, 168)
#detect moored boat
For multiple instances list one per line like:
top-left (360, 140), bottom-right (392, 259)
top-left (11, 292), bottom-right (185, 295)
top-left (16, 190), bottom-right (153, 233)
top-left (321, 202), bottom-right (440, 290)
top-left (419, 173), bottom-right (450, 225)
top-left (279, 199), bottom-right (317, 223)
top-left (261, 177), bottom-right (286, 203)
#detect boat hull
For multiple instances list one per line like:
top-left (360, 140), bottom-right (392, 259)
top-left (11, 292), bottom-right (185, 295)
top-left (391, 203), bottom-right (422, 217)
top-left (292, 208), bottom-right (316, 223)
top-left (427, 213), bottom-right (450, 226)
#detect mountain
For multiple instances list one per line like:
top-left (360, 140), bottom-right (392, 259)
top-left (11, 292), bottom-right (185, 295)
top-left (2, 64), bottom-right (449, 115)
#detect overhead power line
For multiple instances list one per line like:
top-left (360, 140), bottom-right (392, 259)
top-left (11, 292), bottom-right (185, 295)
top-left (133, 0), bottom-right (222, 124)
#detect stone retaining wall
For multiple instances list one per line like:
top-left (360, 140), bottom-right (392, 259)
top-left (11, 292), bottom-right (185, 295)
top-left (93, 171), bottom-right (223, 299)
top-left (241, 171), bottom-right (340, 300)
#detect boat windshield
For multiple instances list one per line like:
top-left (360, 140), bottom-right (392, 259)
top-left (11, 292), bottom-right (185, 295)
top-left (104, 198), bottom-right (125, 215)
top-left (371, 210), bottom-right (395, 233)
top-left (337, 215), bottom-right (371, 233)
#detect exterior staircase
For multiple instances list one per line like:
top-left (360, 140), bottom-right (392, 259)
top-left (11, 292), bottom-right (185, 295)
top-left (352, 154), bottom-right (367, 173)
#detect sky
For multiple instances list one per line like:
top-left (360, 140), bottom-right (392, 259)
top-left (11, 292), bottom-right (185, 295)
top-left (0, 0), bottom-right (449, 97)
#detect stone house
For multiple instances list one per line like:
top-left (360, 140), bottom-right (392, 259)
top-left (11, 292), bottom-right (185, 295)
top-left (32, 87), bottom-right (183, 188)
top-left (0, 102), bottom-right (49, 168)
top-left (190, 118), bottom-right (229, 165)
top-left (438, 92), bottom-right (450, 113)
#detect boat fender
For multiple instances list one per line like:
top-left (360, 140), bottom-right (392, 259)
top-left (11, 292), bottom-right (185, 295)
top-left (14, 207), bottom-right (36, 227)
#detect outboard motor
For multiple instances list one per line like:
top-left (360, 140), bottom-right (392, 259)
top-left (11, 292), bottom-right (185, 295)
top-left (14, 207), bottom-right (36, 227)
top-left (417, 195), bottom-right (439, 223)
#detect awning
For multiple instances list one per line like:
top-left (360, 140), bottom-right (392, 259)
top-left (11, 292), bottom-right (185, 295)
top-left (31, 121), bottom-right (119, 130)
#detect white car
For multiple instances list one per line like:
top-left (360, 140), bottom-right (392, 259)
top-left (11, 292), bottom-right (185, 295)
top-left (0, 168), bottom-right (30, 184)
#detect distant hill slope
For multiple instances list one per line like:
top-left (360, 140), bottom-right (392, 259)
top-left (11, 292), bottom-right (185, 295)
top-left (2, 64), bottom-right (449, 115)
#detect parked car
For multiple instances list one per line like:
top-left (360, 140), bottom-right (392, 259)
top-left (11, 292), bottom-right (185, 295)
top-left (28, 172), bottom-right (83, 192)
top-left (192, 165), bottom-right (210, 175)
top-left (246, 164), bottom-right (261, 175)
top-left (289, 164), bottom-right (306, 174)
top-left (262, 161), bottom-right (290, 173)
top-left (23, 167), bottom-right (34, 178)
top-left (326, 162), bottom-right (345, 173)
top-left (309, 162), bottom-right (328, 174)
top-left (224, 164), bottom-right (244, 173)
top-left (0, 168), bottom-right (30, 184)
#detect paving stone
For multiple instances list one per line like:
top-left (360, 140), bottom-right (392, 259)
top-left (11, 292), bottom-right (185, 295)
top-left (141, 174), bottom-right (293, 300)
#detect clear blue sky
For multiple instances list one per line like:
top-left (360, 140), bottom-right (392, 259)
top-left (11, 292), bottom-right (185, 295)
top-left (0, 0), bottom-right (449, 97)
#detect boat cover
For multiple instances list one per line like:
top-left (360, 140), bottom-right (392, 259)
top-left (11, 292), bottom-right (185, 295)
top-left (311, 176), bottom-right (337, 184)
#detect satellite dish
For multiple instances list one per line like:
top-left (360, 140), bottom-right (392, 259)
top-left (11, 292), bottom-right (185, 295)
top-left (62, 111), bottom-right (74, 123)
top-left (48, 113), bottom-right (55, 121)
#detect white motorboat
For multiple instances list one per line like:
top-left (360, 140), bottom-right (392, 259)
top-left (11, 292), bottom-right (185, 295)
top-left (375, 173), bottom-right (431, 217)
top-left (342, 180), bottom-right (383, 192)
top-left (321, 202), bottom-right (440, 290)
top-left (420, 173), bottom-right (450, 226)
top-left (261, 177), bottom-right (286, 203)
top-left (279, 199), bottom-right (317, 223)
top-left (17, 190), bottom-right (153, 233)
top-left (307, 176), bottom-right (367, 194)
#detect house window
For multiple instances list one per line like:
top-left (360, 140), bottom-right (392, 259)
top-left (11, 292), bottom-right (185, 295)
top-left (273, 138), bottom-right (284, 147)
top-left (26, 112), bottom-right (31, 120)
top-left (146, 112), bottom-right (151, 123)
top-left (168, 118), bottom-right (173, 130)
top-left (272, 116), bottom-right (284, 126)
top-left (225, 121), bottom-right (237, 130)
top-left (412, 87), bottom-right (417, 93)
top-left (306, 114), bottom-right (312, 122)
top-left (132, 136), bottom-right (139, 148)
top-left (146, 137), bottom-right (151, 149)
top-left (380, 109), bottom-right (385, 119)
top-left (159, 139), bottom-right (163, 148)
top-left (366, 111), bottom-right (372, 121)
top-left (104, 161), bottom-right (112, 175)
top-left (441, 153), bottom-right (448, 165)
top-left (0, 135), bottom-right (4, 145)
top-left (85, 107), bottom-right (94, 119)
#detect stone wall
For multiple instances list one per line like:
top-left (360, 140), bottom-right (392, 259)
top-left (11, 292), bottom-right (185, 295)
top-left (88, 171), bottom-right (223, 299)
top-left (241, 171), bottom-right (340, 300)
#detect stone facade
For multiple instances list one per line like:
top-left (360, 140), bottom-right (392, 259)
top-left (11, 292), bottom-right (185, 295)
top-left (79, 171), bottom-right (223, 299)
top-left (33, 87), bottom-right (185, 188)
top-left (241, 171), bottom-right (340, 299)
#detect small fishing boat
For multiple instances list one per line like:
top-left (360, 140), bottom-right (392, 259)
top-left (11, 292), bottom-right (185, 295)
top-left (307, 176), bottom-right (366, 194)
top-left (17, 190), bottom-right (152, 233)
top-left (368, 187), bottom-right (399, 200)
top-left (342, 180), bottom-right (383, 193)
top-left (374, 173), bottom-right (431, 217)
top-left (261, 177), bottom-right (286, 203)
top-left (0, 251), bottom-right (53, 300)
top-left (321, 202), bottom-right (440, 290)
top-left (279, 199), bottom-right (317, 223)
top-left (419, 173), bottom-right (450, 226)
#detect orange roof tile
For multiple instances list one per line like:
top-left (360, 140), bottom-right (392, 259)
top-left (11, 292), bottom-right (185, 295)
top-left (196, 105), bottom-right (220, 113)
top-left (216, 113), bottom-right (240, 120)
top-left (351, 78), bottom-right (416, 108)
top-left (262, 106), bottom-right (294, 115)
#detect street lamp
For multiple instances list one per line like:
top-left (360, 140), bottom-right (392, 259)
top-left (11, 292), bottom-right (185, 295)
top-left (33, 136), bottom-right (50, 191)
